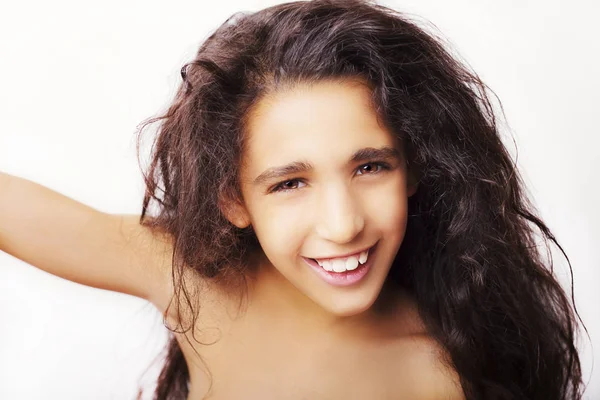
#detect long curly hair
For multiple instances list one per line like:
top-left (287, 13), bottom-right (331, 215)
top-left (136, 0), bottom-right (585, 398)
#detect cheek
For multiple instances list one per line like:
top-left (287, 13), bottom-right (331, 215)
top-left (362, 177), bottom-right (409, 234)
top-left (248, 199), bottom-right (308, 260)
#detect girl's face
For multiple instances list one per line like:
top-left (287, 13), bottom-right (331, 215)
top-left (234, 79), bottom-right (416, 317)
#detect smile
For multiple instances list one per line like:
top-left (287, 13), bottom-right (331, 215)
top-left (313, 249), bottom-right (369, 272)
top-left (302, 243), bottom-right (377, 287)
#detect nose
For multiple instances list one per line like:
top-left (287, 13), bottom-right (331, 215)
top-left (315, 184), bottom-right (365, 244)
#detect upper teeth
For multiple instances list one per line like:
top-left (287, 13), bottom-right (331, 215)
top-left (315, 250), bottom-right (369, 272)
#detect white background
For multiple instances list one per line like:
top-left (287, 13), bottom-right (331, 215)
top-left (0, 0), bottom-right (598, 398)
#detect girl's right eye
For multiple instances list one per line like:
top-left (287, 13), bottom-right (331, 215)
top-left (271, 179), bottom-right (306, 193)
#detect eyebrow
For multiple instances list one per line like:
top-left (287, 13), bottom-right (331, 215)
top-left (252, 145), bottom-right (401, 186)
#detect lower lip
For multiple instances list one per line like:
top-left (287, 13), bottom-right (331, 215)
top-left (302, 246), bottom-right (375, 287)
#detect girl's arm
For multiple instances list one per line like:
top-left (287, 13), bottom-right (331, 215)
top-left (0, 171), bottom-right (174, 312)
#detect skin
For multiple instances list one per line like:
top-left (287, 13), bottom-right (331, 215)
top-left (226, 78), bottom-right (417, 324)
top-left (0, 78), bottom-right (465, 399)
top-left (184, 78), bottom-right (465, 398)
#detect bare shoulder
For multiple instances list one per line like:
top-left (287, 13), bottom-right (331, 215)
top-left (127, 215), bottom-right (217, 328)
top-left (384, 291), bottom-right (464, 399)
top-left (402, 335), bottom-right (466, 400)
top-left (0, 173), bottom-right (177, 314)
top-left (113, 215), bottom-right (176, 310)
top-left (0, 173), bottom-right (221, 331)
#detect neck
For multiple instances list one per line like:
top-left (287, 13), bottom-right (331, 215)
top-left (245, 252), bottom-right (400, 336)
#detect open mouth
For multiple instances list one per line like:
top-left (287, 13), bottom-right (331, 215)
top-left (311, 248), bottom-right (369, 272)
top-left (302, 243), bottom-right (377, 287)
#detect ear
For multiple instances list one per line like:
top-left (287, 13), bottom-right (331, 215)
top-left (219, 192), bottom-right (252, 229)
top-left (406, 160), bottom-right (420, 198)
top-left (407, 182), bottom-right (418, 197)
top-left (407, 181), bottom-right (418, 197)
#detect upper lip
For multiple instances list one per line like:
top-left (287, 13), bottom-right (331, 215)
top-left (309, 243), bottom-right (376, 261)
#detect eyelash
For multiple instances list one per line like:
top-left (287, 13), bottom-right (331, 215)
top-left (270, 161), bottom-right (392, 193)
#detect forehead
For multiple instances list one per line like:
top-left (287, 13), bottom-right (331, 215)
top-left (242, 79), bottom-right (398, 173)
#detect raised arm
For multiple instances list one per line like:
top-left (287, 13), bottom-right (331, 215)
top-left (0, 171), bottom-right (174, 312)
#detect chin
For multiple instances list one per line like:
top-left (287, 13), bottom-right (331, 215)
top-left (318, 291), bottom-right (379, 317)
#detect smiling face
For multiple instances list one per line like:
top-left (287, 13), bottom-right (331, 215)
top-left (230, 78), bottom-right (416, 317)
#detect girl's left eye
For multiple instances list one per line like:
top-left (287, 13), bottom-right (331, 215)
top-left (356, 162), bottom-right (390, 175)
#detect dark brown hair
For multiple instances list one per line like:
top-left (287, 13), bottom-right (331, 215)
top-left (136, 0), bottom-right (585, 398)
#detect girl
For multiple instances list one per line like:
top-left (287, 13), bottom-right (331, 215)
top-left (0, 0), bottom-right (588, 398)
